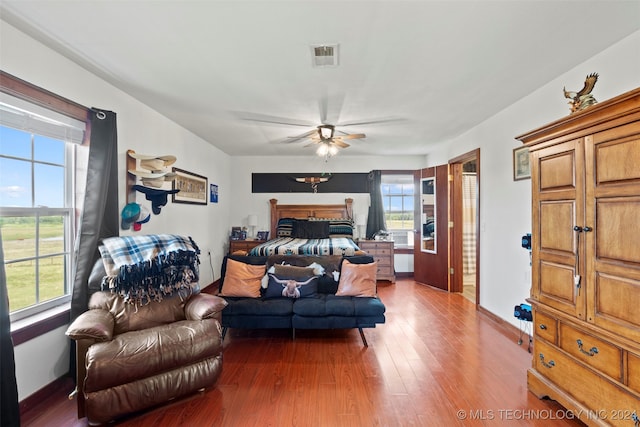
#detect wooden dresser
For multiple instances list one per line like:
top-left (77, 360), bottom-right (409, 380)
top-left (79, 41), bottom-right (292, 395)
top-left (517, 88), bottom-right (640, 427)
top-left (228, 239), bottom-right (264, 254)
top-left (357, 240), bottom-right (395, 283)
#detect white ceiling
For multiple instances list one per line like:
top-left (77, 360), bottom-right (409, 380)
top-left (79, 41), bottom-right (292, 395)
top-left (1, 1), bottom-right (639, 157)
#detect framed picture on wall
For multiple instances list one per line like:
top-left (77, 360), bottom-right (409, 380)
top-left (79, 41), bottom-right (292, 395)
top-left (172, 168), bottom-right (208, 204)
top-left (513, 146), bottom-right (531, 181)
top-left (210, 184), bottom-right (218, 203)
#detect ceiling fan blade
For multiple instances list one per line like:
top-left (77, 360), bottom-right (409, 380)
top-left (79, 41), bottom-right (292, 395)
top-left (318, 97), bottom-right (328, 124)
top-left (332, 140), bottom-right (350, 148)
top-left (337, 133), bottom-right (366, 140)
top-left (303, 141), bottom-right (320, 148)
top-left (283, 129), bottom-right (317, 143)
top-left (338, 117), bottom-right (405, 126)
top-left (234, 112), bottom-right (315, 127)
top-left (318, 93), bottom-right (344, 125)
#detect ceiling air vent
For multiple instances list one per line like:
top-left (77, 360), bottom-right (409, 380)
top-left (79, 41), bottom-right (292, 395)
top-left (311, 44), bottom-right (339, 67)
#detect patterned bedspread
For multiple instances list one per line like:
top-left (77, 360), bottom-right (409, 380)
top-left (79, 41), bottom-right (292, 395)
top-left (248, 237), bottom-right (361, 256)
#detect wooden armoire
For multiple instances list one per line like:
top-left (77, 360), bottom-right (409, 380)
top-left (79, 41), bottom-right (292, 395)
top-left (517, 87), bottom-right (640, 427)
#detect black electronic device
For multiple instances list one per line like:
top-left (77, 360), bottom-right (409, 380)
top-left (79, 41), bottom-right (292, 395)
top-left (514, 303), bottom-right (532, 321)
top-left (521, 233), bottom-right (531, 250)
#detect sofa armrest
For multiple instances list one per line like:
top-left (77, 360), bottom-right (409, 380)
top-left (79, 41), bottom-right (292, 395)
top-left (65, 309), bottom-right (114, 342)
top-left (185, 293), bottom-right (228, 321)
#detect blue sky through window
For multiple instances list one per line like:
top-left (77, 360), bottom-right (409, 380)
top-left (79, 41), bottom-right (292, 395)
top-left (0, 126), bottom-right (65, 208)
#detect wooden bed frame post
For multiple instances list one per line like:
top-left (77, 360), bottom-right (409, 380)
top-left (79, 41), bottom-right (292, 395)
top-left (269, 199), bottom-right (278, 238)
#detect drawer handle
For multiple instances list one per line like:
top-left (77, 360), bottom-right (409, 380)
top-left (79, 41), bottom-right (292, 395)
top-left (539, 324), bottom-right (547, 330)
top-left (539, 353), bottom-right (555, 369)
top-left (576, 339), bottom-right (598, 357)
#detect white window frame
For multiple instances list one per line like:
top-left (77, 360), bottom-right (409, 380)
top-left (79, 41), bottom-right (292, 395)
top-left (381, 173), bottom-right (415, 249)
top-left (1, 95), bottom-right (84, 322)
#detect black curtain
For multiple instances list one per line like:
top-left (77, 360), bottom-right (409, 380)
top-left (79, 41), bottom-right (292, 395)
top-left (365, 170), bottom-right (386, 239)
top-left (68, 109), bottom-right (118, 383)
top-left (70, 108), bottom-right (119, 323)
top-left (1, 230), bottom-right (20, 426)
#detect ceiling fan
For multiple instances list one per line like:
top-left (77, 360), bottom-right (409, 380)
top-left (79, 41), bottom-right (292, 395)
top-left (237, 113), bottom-right (401, 160)
top-left (299, 124), bottom-right (365, 158)
top-left (235, 96), bottom-right (403, 158)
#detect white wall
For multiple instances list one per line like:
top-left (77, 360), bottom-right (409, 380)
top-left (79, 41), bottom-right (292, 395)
top-left (2, 21), bottom-right (231, 400)
top-left (424, 30), bottom-right (640, 328)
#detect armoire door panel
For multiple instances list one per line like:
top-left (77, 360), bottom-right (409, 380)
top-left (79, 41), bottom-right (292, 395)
top-left (539, 261), bottom-right (580, 316)
top-left (593, 273), bottom-right (640, 342)
top-left (539, 201), bottom-right (575, 254)
top-left (539, 152), bottom-right (576, 191)
top-left (595, 197), bottom-right (640, 264)
top-left (592, 122), bottom-right (640, 187)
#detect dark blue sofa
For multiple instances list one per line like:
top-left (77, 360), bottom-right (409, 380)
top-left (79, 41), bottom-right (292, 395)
top-left (218, 254), bottom-right (386, 346)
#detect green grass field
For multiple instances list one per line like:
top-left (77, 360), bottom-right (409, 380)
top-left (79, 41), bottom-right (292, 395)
top-left (2, 219), bottom-right (66, 312)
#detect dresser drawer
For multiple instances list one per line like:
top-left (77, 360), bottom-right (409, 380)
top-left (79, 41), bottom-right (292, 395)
top-left (371, 256), bottom-right (391, 267)
top-left (535, 340), bottom-right (639, 427)
top-left (559, 323), bottom-right (622, 381)
top-left (534, 311), bottom-right (557, 344)
top-left (629, 352), bottom-right (640, 394)
top-left (367, 247), bottom-right (393, 256)
top-left (358, 241), bottom-right (393, 251)
top-left (375, 265), bottom-right (393, 276)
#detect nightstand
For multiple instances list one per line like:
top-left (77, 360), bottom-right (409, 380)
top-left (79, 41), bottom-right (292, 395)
top-left (356, 240), bottom-right (395, 283)
top-left (228, 239), bottom-right (264, 254)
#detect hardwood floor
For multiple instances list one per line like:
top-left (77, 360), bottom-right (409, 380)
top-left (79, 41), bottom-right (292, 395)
top-left (21, 279), bottom-right (583, 426)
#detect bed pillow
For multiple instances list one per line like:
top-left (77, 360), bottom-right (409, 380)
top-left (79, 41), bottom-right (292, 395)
top-left (276, 217), bottom-right (295, 237)
top-left (311, 217), bottom-right (354, 237)
top-left (264, 273), bottom-right (319, 299)
top-left (292, 219), bottom-right (330, 239)
top-left (336, 259), bottom-right (377, 297)
top-left (219, 258), bottom-right (265, 298)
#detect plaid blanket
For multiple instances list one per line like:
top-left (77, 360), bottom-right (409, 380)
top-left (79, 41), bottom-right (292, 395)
top-left (99, 234), bottom-right (200, 305)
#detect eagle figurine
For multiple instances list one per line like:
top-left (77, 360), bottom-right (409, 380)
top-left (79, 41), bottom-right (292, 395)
top-left (563, 73), bottom-right (599, 113)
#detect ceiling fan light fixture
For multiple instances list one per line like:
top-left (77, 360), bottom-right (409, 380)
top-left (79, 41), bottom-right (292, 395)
top-left (316, 143), bottom-right (329, 156)
top-left (318, 124), bottom-right (334, 140)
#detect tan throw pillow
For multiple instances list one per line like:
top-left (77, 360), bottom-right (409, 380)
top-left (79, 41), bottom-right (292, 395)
top-left (219, 258), bottom-right (265, 298)
top-left (336, 260), bottom-right (377, 297)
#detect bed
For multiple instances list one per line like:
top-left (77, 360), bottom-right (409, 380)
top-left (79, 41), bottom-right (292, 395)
top-left (246, 198), bottom-right (362, 257)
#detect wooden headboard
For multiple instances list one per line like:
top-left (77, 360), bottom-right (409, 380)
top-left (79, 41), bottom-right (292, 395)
top-left (269, 198), bottom-right (353, 238)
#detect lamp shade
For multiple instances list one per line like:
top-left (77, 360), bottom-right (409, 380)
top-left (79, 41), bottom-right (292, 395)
top-left (248, 214), bottom-right (258, 227)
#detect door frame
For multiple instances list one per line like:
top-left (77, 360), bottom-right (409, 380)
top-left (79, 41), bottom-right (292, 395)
top-left (449, 149), bottom-right (480, 303)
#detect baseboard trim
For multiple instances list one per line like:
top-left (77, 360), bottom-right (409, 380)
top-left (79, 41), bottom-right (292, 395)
top-left (477, 305), bottom-right (529, 351)
top-left (20, 375), bottom-right (74, 417)
top-left (201, 279), bottom-right (220, 294)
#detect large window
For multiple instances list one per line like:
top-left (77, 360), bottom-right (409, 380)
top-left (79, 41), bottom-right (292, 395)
top-left (381, 173), bottom-right (415, 248)
top-left (0, 92), bottom-right (86, 322)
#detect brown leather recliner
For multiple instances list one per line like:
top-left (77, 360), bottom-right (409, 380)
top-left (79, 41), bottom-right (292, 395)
top-left (65, 261), bottom-right (227, 425)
